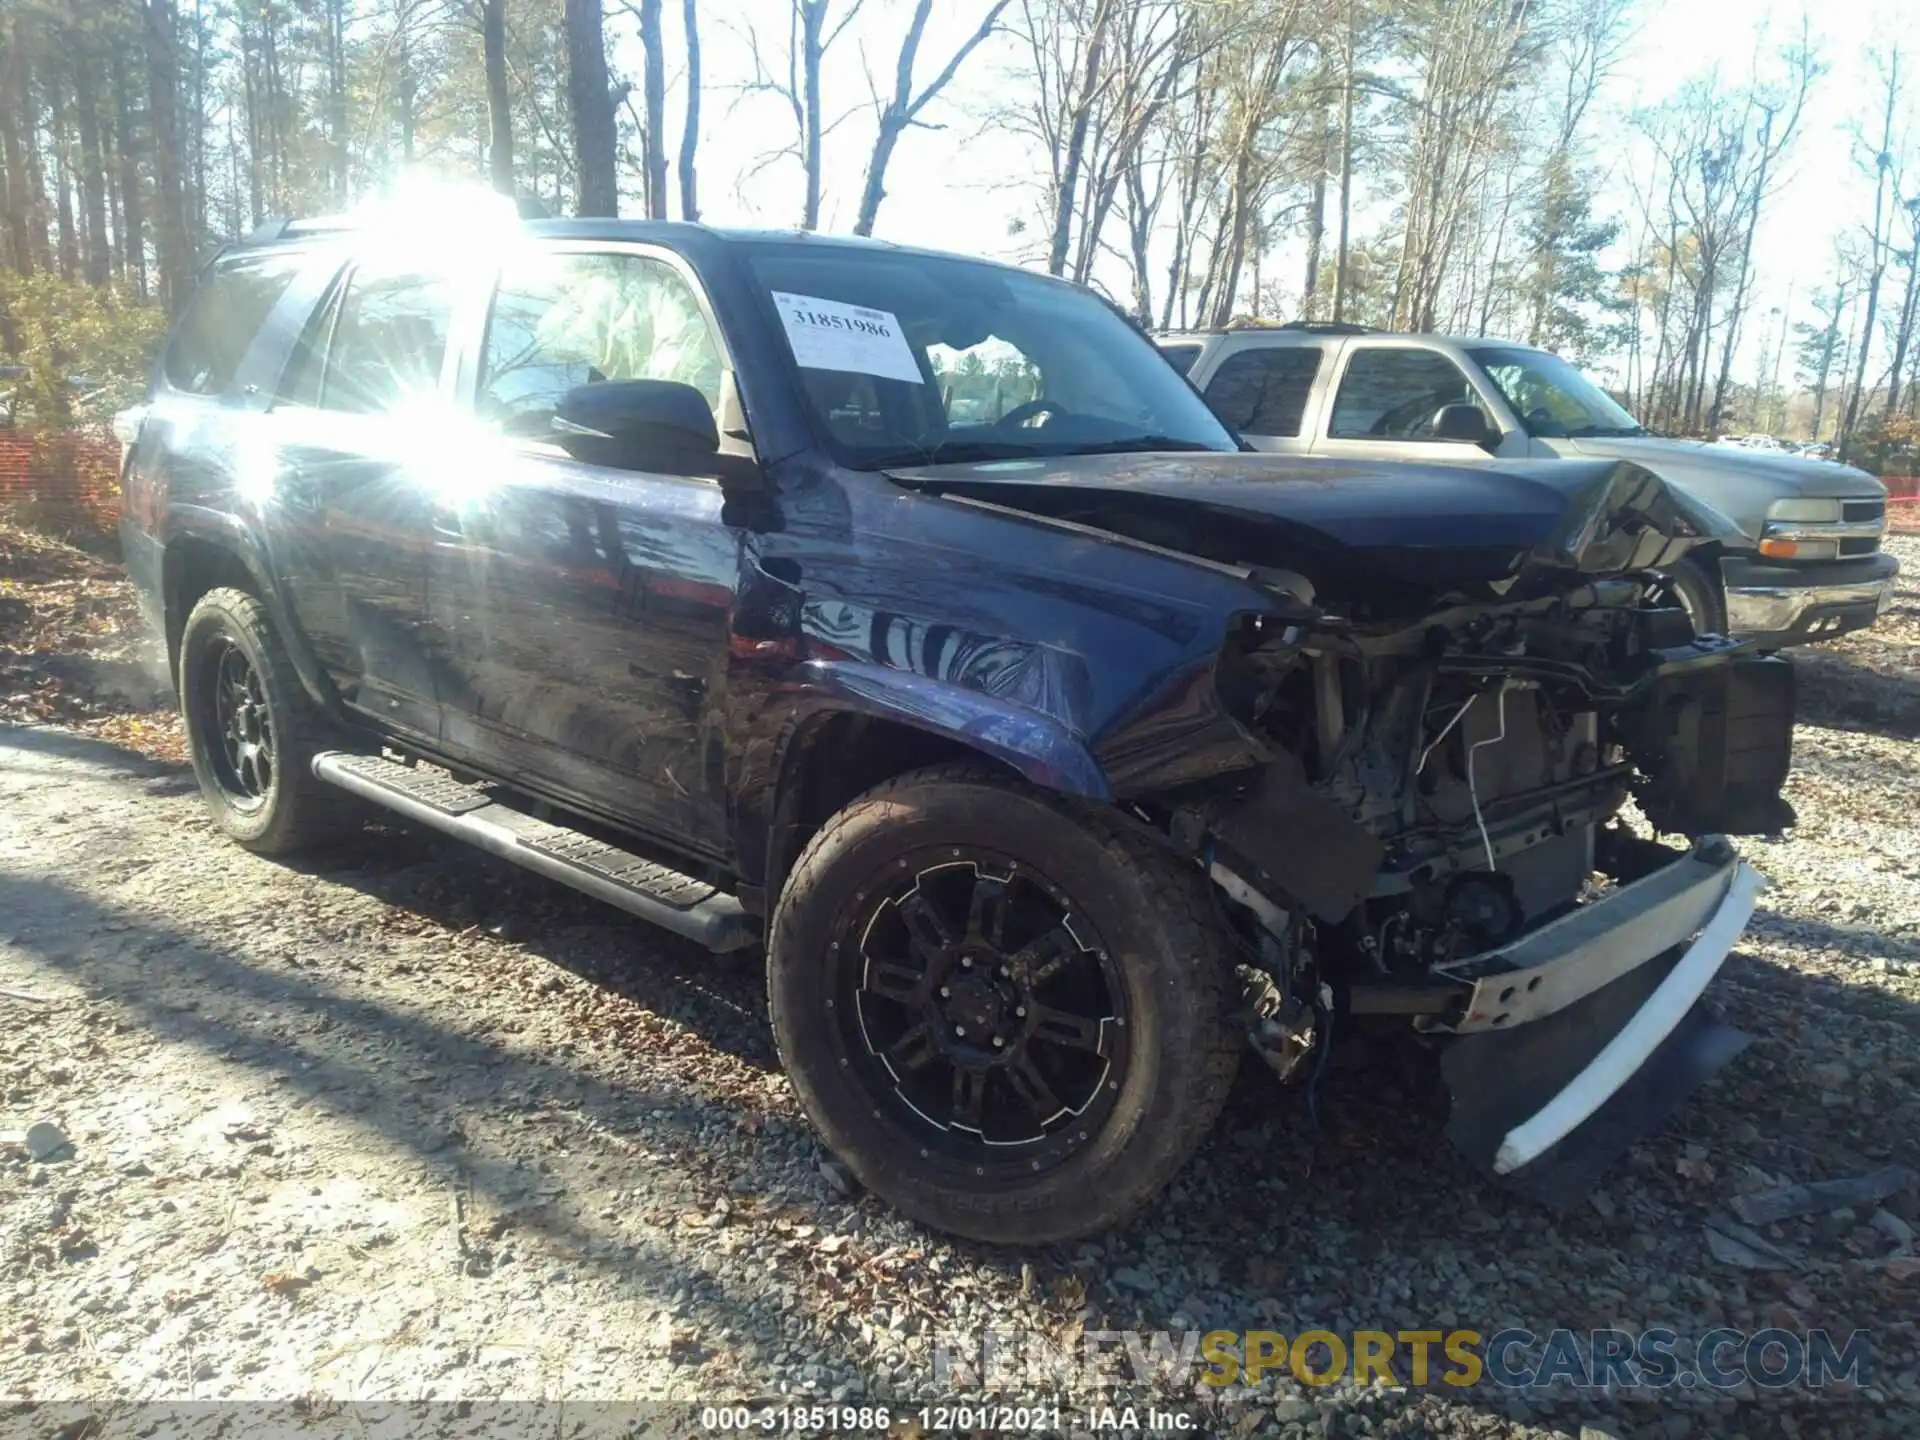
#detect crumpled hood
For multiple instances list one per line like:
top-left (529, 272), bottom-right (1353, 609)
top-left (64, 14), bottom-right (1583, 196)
top-left (887, 451), bottom-right (1717, 602)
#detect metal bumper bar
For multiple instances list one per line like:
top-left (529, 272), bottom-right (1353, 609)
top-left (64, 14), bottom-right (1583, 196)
top-left (1723, 553), bottom-right (1899, 638)
top-left (1437, 844), bottom-right (1750, 1033)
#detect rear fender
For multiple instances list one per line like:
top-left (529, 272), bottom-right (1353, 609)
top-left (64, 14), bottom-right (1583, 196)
top-left (161, 505), bottom-right (339, 715)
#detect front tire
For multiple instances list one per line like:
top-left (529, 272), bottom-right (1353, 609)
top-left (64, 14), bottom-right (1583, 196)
top-left (179, 586), bottom-right (361, 855)
top-left (768, 764), bottom-right (1241, 1244)
top-left (1665, 556), bottom-right (1729, 639)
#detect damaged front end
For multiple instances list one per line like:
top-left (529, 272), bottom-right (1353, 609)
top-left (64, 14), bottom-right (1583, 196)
top-left (1174, 465), bottom-right (1792, 1202)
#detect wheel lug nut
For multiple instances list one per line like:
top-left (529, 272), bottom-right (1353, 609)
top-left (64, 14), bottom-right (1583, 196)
top-left (992, 1036), bottom-right (1004, 1048)
top-left (954, 1025), bottom-right (966, 1037)
top-left (1015, 1005), bottom-right (1026, 1017)
top-left (961, 956), bottom-right (973, 969)
top-left (940, 986), bottom-right (951, 998)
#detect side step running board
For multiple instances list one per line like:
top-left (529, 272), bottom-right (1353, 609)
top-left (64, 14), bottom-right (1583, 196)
top-left (312, 751), bottom-right (757, 953)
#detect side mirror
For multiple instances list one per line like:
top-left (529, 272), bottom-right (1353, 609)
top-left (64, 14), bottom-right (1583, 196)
top-left (1431, 403), bottom-right (1496, 447)
top-left (553, 379), bottom-right (720, 471)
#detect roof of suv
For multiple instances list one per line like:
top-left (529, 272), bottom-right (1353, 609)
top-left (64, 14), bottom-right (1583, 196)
top-left (232, 213), bottom-right (1036, 275)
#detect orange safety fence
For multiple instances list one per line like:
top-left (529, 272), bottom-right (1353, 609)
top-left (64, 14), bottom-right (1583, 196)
top-left (0, 428), bottom-right (124, 533)
top-left (1883, 476), bottom-right (1920, 536)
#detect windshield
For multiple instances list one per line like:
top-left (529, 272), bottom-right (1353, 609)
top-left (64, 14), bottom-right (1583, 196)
top-left (1468, 346), bottom-right (1644, 438)
top-left (745, 243), bottom-right (1238, 468)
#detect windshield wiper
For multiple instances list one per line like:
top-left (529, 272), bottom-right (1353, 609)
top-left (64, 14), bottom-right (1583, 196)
top-left (1056, 435), bottom-right (1228, 456)
top-left (1560, 424), bottom-right (1648, 438)
top-left (870, 433), bottom-right (1226, 468)
top-left (867, 438), bottom-right (1049, 468)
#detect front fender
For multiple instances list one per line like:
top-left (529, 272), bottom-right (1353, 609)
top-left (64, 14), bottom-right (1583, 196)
top-left (798, 658), bottom-right (1112, 800)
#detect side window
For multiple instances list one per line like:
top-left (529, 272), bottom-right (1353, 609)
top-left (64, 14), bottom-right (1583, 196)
top-left (927, 337), bottom-right (1042, 426)
top-left (479, 251), bottom-right (722, 439)
top-left (1329, 348), bottom-right (1481, 440)
top-left (164, 251), bottom-right (306, 396)
top-left (1202, 347), bottom-right (1323, 437)
top-left (317, 266), bottom-right (458, 414)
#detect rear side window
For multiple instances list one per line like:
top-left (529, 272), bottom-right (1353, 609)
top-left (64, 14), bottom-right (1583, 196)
top-left (1329, 348), bottom-right (1480, 440)
top-left (1160, 343), bottom-right (1202, 376)
top-left (163, 252), bottom-right (306, 396)
top-left (317, 266), bottom-right (458, 414)
top-left (1203, 347), bottom-right (1323, 437)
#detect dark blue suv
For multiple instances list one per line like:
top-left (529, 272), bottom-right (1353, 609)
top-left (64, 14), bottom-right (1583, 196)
top-left (120, 204), bottom-right (1796, 1241)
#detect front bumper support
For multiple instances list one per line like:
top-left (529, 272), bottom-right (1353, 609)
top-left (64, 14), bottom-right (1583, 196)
top-left (1491, 863), bottom-right (1762, 1174)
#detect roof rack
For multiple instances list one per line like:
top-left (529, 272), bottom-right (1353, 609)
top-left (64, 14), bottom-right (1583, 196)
top-left (1214, 318), bottom-right (1374, 336)
top-left (1274, 320), bottom-right (1373, 335)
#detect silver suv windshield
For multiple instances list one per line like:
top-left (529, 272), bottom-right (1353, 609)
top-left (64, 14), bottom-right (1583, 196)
top-left (1468, 345), bottom-right (1645, 439)
top-left (744, 242), bottom-right (1237, 469)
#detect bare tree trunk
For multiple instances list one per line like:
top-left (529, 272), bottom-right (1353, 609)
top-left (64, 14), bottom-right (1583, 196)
top-left (396, 17), bottom-right (417, 163)
top-left (110, 48), bottom-right (147, 296)
top-left (565, 0), bottom-right (618, 215)
top-left (1707, 108), bottom-right (1777, 434)
top-left (1809, 286), bottom-right (1845, 440)
top-left (325, 0), bottom-right (348, 202)
top-left (484, 0), bottom-right (515, 195)
top-left (51, 75), bottom-right (79, 278)
top-left (637, 0), bottom-right (667, 217)
top-left (239, 19), bottom-right (265, 224)
top-left (1124, 162), bottom-right (1155, 323)
top-left (143, 0), bottom-right (192, 309)
top-left (70, 53), bottom-right (111, 280)
top-left (1046, 0), bottom-right (1113, 276)
top-left (4, 39), bottom-right (56, 276)
top-left (799, 0), bottom-right (826, 229)
top-left (0, 24), bottom-right (41, 276)
top-left (1332, 0), bottom-right (1355, 324)
top-left (1886, 255), bottom-right (1919, 419)
top-left (261, 4), bottom-right (285, 204)
top-left (1841, 68), bottom-right (1899, 462)
top-left (854, 0), bottom-right (1008, 238)
top-left (678, 0), bottom-right (700, 220)
top-left (1301, 103), bottom-right (1329, 320)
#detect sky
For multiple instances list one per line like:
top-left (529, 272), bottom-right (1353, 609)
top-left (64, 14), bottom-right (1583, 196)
top-left (602, 0), bottom-right (1912, 388)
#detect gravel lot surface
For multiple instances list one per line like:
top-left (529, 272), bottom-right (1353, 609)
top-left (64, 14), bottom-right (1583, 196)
top-left (2, 524), bottom-right (1918, 1438)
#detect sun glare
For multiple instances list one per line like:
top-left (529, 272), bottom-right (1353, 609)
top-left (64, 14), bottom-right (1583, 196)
top-left (346, 173), bottom-right (528, 278)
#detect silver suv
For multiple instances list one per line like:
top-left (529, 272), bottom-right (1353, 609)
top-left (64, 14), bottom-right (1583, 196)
top-left (1161, 324), bottom-right (1898, 646)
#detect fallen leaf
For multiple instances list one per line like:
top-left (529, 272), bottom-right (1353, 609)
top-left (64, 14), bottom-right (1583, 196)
top-left (1677, 1155), bottom-right (1716, 1185)
top-left (261, 1272), bottom-right (311, 1297)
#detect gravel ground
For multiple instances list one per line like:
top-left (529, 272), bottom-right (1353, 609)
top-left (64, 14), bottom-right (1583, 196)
top-left (2, 523), bottom-right (1918, 1438)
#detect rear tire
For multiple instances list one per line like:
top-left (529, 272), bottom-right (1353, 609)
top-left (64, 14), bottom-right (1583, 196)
top-left (767, 764), bottom-right (1241, 1244)
top-left (179, 587), bottom-right (362, 855)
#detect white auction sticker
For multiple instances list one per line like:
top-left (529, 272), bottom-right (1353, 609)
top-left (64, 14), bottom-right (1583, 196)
top-left (770, 291), bottom-right (924, 384)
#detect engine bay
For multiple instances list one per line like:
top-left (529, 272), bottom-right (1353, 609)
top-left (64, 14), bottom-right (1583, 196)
top-left (1189, 569), bottom-right (1795, 1016)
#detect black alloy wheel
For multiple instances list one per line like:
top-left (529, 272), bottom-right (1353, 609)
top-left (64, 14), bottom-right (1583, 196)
top-left (836, 856), bottom-right (1128, 1162)
top-left (204, 637), bottom-right (276, 810)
